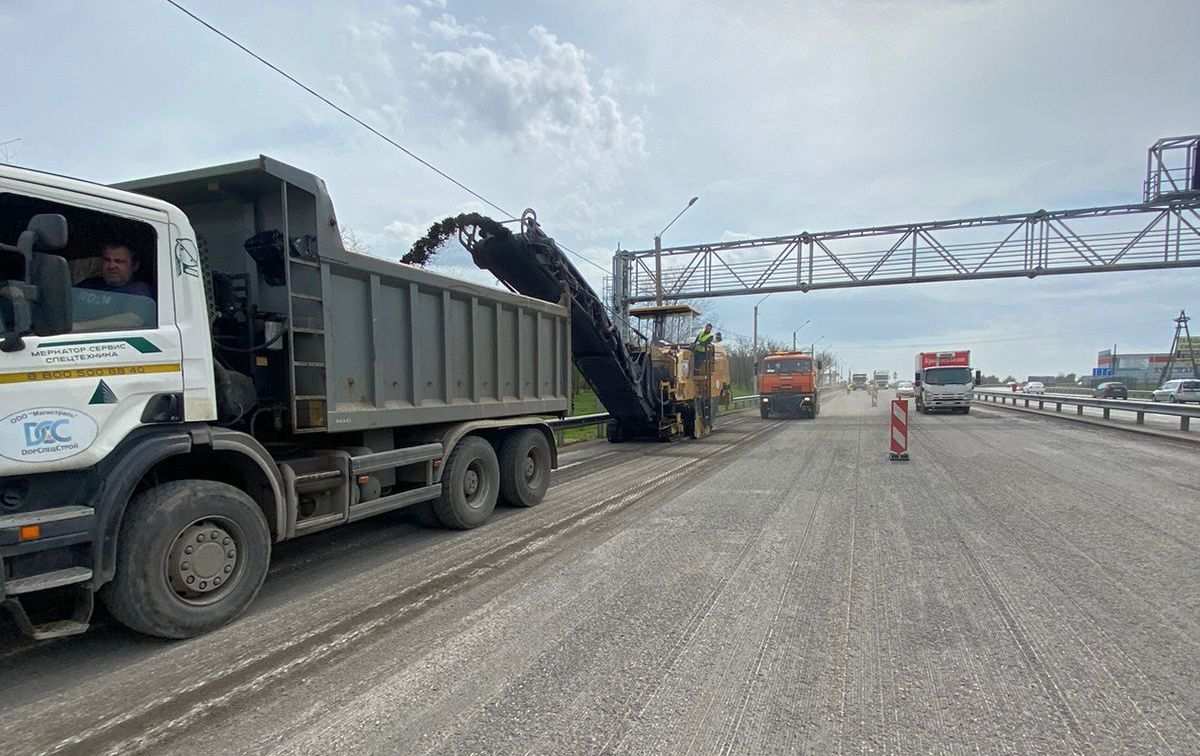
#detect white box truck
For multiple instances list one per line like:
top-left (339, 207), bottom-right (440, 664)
top-left (914, 350), bottom-right (977, 414)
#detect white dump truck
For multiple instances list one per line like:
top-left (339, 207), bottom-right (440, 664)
top-left (0, 156), bottom-right (572, 640)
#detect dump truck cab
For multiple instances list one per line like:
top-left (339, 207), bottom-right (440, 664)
top-left (757, 351), bottom-right (820, 418)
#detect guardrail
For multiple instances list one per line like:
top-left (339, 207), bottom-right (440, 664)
top-left (978, 384), bottom-right (1155, 400)
top-left (976, 389), bottom-right (1200, 431)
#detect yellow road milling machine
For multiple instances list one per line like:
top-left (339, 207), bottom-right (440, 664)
top-left (405, 214), bottom-right (729, 442)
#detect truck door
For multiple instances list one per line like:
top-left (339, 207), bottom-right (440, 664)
top-left (0, 185), bottom-right (184, 472)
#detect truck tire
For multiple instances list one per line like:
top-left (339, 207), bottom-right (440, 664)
top-left (498, 429), bottom-right (551, 508)
top-left (606, 421), bottom-right (626, 444)
top-left (101, 480), bottom-right (271, 639)
top-left (434, 435), bottom-right (499, 529)
top-left (961, 407), bottom-right (970, 415)
top-left (760, 404), bottom-right (770, 419)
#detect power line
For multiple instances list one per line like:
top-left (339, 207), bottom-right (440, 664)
top-left (162, 0), bottom-right (610, 274)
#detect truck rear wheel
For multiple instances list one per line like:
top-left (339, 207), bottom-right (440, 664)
top-left (434, 436), bottom-right (499, 529)
top-left (606, 421), bottom-right (626, 443)
top-left (102, 480), bottom-right (271, 639)
top-left (499, 429), bottom-right (551, 508)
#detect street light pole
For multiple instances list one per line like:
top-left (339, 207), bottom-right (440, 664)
top-left (654, 235), bottom-right (663, 306)
top-left (753, 293), bottom-right (771, 352)
top-left (792, 319), bottom-right (811, 350)
top-left (654, 196), bottom-right (699, 306)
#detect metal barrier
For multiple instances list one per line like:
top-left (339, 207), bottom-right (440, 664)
top-left (978, 384), bottom-right (1154, 400)
top-left (976, 389), bottom-right (1200, 431)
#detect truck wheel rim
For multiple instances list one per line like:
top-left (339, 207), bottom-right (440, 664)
top-left (463, 462), bottom-right (488, 507)
top-left (165, 517), bottom-right (243, 607)
top-left (524, 448), bottom-right (544, 488)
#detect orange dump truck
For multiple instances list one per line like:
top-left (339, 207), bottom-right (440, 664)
top-left (757, 351), bottom-right (821, 419)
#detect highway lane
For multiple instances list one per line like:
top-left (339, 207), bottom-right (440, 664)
top-left (2, 390), bottom-right (1198, 754)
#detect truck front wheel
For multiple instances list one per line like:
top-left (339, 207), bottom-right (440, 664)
top-left (499, 429), bottom-right (551, 508)
top-left (434, 436), bottom-right (499, 529)
top-left (102, 480), bottom-right (271, 639)
top-left (760, 404), bottom-right (770, 419)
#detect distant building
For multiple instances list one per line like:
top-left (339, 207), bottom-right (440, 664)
top-left (1095, 349), bottom-right (1200, 386)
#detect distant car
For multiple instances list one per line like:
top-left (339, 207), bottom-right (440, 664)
top-left (1024, 381), bottom-right (1045, 395)
top-left (895, 380), bottom-right (916, 398)
top-left (1152, 379), bottom-right (1200, 403)
top-left (1094, 381), bottom-right (1128, 399)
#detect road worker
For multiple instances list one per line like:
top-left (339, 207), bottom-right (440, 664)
top-left (693, 322), bottom-right (715, 371)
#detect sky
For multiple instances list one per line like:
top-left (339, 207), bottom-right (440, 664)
top-left (3, 0), bottom-right (1199, 380)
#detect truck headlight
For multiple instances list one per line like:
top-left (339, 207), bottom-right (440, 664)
top-left (761, 398), bottom-right (769, 403)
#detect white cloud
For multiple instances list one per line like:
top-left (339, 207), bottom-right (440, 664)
top-left (420, 0), bottom-right (447, 8)
top-left (381, 219), bottom-right (426, 249)
top-left (421, 26), bottom-right (646, 160)
top-left (429, 13), bottom-right (493, 42)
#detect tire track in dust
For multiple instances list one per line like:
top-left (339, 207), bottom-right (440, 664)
top-left (919, 419), bottom-right (1197, 749)
top-left (914, 419), bottom-right (1092, 754)
top-left (835, 406), bottom-right (865, 756)
top-left (40, 421), bottom-right (787, 756)
top-left (598, 425), bottom-right (793, 755)
top-left (708, 419), bottom-right (847, 756)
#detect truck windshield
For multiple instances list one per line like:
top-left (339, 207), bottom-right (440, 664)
top-left (924, 367), bottom-right (972, 385)
top-left (765, 358), bottom-right (811, 373)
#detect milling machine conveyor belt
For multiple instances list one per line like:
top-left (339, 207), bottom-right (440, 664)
top-left (404, 213), bottom-right (659, 435)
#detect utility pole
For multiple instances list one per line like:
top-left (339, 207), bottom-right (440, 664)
top-left (1158, 310), bottom-right (1199, 385)
top-left (791, 319), bottom-right (811, 351)
top-left (753, 304), bottom-right (759, 352)
top-left (653, 196), bottom-right (699, 307)
top-left (752, 293), bottom-right (770, 352)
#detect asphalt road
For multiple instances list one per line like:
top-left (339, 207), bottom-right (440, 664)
top-left (1, 392), bottom-right (1198, 755)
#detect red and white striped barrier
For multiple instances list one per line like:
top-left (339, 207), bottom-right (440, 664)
top-left (889, 398), bottom-right (910, 461)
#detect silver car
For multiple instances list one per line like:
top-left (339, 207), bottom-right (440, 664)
top-left (1152, 379), bottom-right (1200, 403)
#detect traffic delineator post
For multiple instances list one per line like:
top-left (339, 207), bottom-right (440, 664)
top-left (889, 398), bottom-right (910, 461)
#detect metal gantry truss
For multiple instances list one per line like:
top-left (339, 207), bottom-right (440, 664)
top-left (611, 134), bottom-right (1200, 308)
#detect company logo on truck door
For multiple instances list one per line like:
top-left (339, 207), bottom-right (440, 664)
top-left (0, 408), bottom-right (98, 462)
top-left (30, 337), bottom-right (162, 364)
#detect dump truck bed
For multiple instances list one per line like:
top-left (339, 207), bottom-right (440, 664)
top-left (117, 155), bottom-right (571, 433)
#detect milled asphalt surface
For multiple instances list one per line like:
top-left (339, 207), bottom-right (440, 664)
top-left (1, 392), bottom-right (1198, 755)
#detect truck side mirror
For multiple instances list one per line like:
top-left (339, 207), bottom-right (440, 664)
top-left (1, 215), bottom-right (72, 351)
top-left (32, 253), bottom-right (73, 336)
top-left (816, 360), bottom-right (824, 370)
top-left (974, 369), bottom-right (982, 385)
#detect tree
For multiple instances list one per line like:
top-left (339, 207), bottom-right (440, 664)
top-left (341, 227), bottom-right (370, 255)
